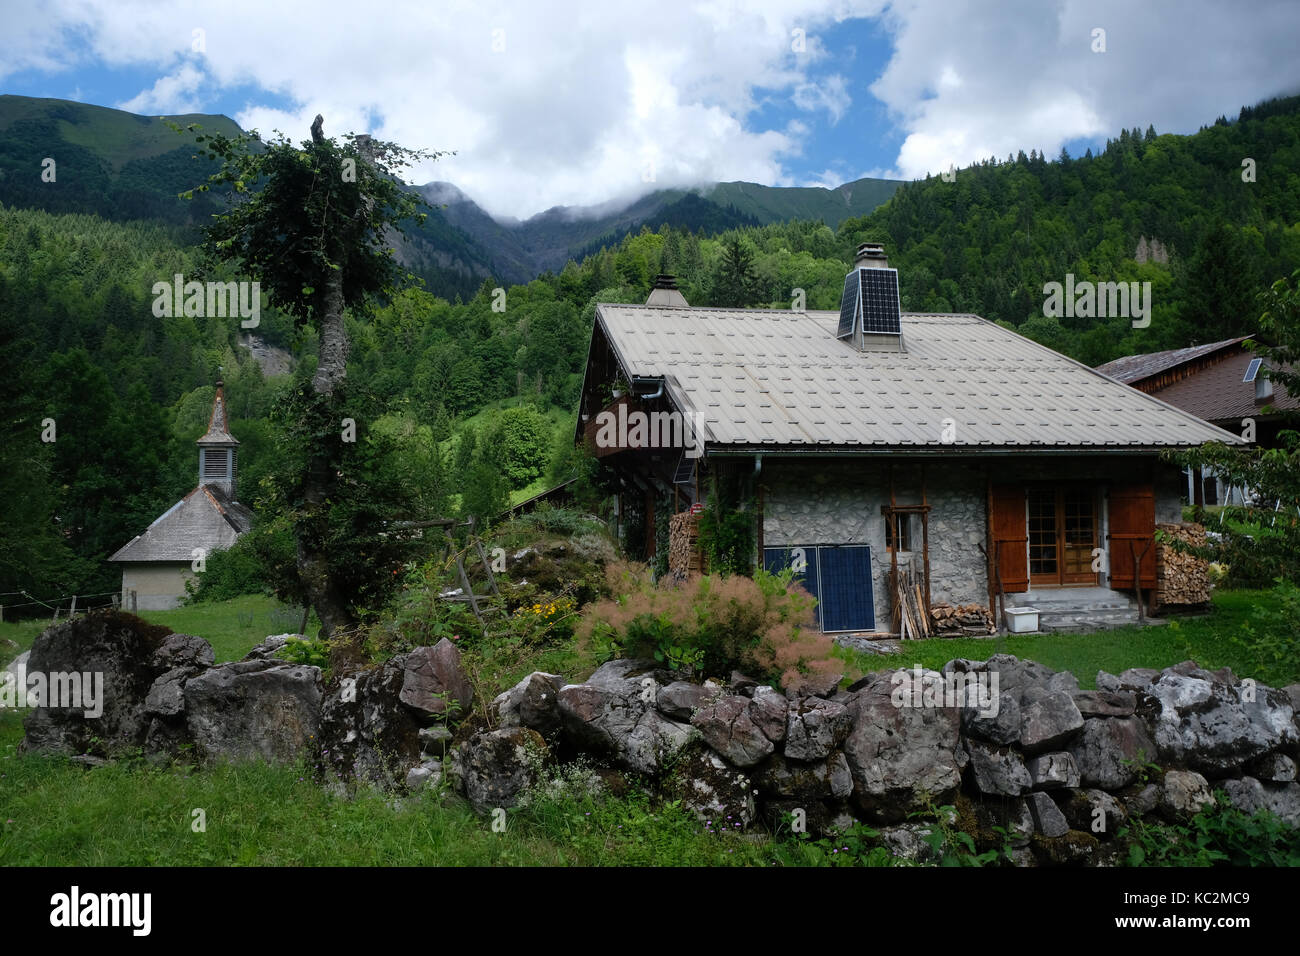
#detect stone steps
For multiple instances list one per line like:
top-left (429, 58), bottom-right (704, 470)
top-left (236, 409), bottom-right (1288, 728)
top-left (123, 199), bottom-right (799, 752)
top-left (1005, 588), bottom-right (1146, 634)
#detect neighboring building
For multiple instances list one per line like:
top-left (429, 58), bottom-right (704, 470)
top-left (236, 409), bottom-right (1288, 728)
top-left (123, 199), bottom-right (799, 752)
top-left (1096, 336), bottom-right (1299, 505)
top-left (577, 247), bottom-right (1239, 635)
top-left (109, 381), bottom-right (252, 610)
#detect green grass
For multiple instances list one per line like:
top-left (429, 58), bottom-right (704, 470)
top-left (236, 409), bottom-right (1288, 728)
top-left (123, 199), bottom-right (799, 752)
top-left (0, 711), bottom-right (771, 866)
top-left (1, 595), bottom-right (312, 669)
top-left (845, 589), bottom-right (1294, 689)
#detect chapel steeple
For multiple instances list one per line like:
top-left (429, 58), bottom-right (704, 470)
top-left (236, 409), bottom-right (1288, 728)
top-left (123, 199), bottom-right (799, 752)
top-left (196, 379), bottom-right (239, 499)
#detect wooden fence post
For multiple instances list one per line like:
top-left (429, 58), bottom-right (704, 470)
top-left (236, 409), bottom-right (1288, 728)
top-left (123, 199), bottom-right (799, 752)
top-left (131, 590), bottom-right (138, 613)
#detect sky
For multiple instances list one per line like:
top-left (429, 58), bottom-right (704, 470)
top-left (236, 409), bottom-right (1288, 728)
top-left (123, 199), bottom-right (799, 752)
top-left (2, 0), bottom-right (1299, 220)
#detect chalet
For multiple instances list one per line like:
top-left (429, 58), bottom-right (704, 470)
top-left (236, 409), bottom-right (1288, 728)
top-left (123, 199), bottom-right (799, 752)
top-left (108, 381), bottom-right (252, 610)
top-left (577, 245), bottom-right (1239, 636)
top-left (1096, 336), bottom-right (1298, 505)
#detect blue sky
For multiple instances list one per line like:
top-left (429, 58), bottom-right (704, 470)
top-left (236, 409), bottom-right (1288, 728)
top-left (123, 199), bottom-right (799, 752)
top-left (3, 1), bottom-right (1299, 219)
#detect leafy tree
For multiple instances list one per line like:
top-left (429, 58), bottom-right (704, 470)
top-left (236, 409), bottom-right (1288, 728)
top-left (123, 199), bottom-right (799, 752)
top-left (183, 116), bottom-right (446, 636)
top-left (481, 404), bottom-right (551, 489)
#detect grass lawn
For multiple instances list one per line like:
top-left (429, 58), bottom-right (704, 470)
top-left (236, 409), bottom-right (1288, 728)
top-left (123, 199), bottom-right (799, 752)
top-left (0, 710), bottom-right (772, 866)
top-left (850, 589), bottom-right (1296, 689)
top-left (1, 595), bottom-right (314, 668)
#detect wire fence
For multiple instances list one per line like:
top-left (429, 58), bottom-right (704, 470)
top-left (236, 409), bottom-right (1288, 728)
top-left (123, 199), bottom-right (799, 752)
top-left (0, 590), bottom-right (124, 622)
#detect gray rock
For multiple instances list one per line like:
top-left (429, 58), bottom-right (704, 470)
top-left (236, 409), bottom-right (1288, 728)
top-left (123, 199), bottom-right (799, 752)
top-left (1245, 752), bottom-right (1297, 783)
top-left (1162, 769), bottom-right (1214, 815)
top-left (1047, 671), bottom-right (1080, 694)
top-left (841, 668), bottom-right (965, 821)
top-left (754, 752), bottom-right (853, 801)
top-left (493, 671), bottom-right (563, 740)
top-left (399, 639), bottom-right (473, 721)
top-left (962, 690), bottom-right (1021, 746)
top-left (1220, 776), bottom-right (1300, 826)
top-left (784, 696), bottom-right (853, 761)
top-left (1057, 789), bottom-right (1125, 837)
top-left (184, 659), bottom-right (322, 765)
top-left (1026, 792), bottom-right (1069, 838)
top-left (1116, 667), bottom-right (1160, 690)
top-left (879, 824), bottom-right (942, 864)
top-left (418, 725), bottom-right (453, 758)
top-left (318, 660), bottom-right (424, 786)
top-left (1027, 751), bottom-right (1080, 789)
top-left (655, 680), bottom-right (721, 720)
top-left (748, 686), bottom-right (788, 743)
top-left (1072, 689), bottom-right (1136, 718)
top-left (144, 666), bottom-right (192, 717)
top-left (460, 727), bottom-right (548, 814)
top-left (691, 695), bottom-right (776, 767)
top-left (1068, 717), bottom-right (1158, 789)
top-left (1127, 783), bottom-right (1162, 817)
top-left (1141, 670), bottom-right (1298, 775)
top-left (243, 634), bottom-right (295, 661)
top-left (152, 633), bottom-right (214, 670)
top-left (666, 746), bottom-right (757, 828)
top-left (22, 611), bottom-right (173, 757)
top-left (558, 674), bottom-right (696, 776)
top-left (405, 762), bottom-right (443, 793)
top-left (1019, 690), bottom-right (1084, 754)
top-left (966, 739), bottom-right (1032, 796)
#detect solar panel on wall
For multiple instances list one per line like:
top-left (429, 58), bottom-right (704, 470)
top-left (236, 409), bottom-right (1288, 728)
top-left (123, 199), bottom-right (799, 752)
top-left (859, 268), bottom-right (901, 335)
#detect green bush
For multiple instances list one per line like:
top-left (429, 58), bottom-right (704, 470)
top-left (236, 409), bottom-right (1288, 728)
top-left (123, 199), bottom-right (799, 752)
top-left (1229, 577), bottom-right (1300, 686)
top-left (184, 533), bottom-right (270, 603)
top-left (1122, 793), bottom-right (1300, 866)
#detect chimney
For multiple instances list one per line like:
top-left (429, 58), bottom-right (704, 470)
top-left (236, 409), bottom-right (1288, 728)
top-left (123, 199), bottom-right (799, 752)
top-left (854, 242), bottom-right (889, 269)
top-left (645, 274), bottom-right (689, 308)
top-left (838, 243), bottom-right (903, 352)
top-left (1255, 370), bottom-right (1273, 404)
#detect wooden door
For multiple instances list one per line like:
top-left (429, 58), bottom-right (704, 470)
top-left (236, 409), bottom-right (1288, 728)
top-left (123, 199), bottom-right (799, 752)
top-left (1109, 484), bottom-right (1157, 589)
top-left (990, 485), bottom-right (1029, 593)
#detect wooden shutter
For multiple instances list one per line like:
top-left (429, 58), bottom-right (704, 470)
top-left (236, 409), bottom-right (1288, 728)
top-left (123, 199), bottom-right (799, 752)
top-left (990, 485), bottom-right (1029, 593)
top-left (1108, 484), bottom-right (1156, 589)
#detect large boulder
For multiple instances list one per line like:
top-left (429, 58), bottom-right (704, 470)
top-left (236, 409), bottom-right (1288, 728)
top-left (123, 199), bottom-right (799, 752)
top-left (21, 611), bottom-right (181, 757)
top-left (1018, 687), bottom-right (1084, 754)
top-left (1138, 667), bottom-right (1298, 776)
top-left (754, 752), bottom-right (853, 802)
top-left (690, 695), bottom-right (776, 767)
top-left (557, 665), bottom-right (695, 776)
top-left (1067, 716), bottom-right (1158, 790)
top-left (748, 686), bottom-right (788, 744)
top-left (318, 660), bottom-right (424, 786)
top-left (399, 639), bottom-right (473, 721)
top-left (655, 680), bottom-right (722, 721)
top-left (1025, 791), bottom-right (1069, 838)
top-left (183, 659), bottom-right (322, 764)
top-left (784, 696), bottom-right (853, 762)
top-left (841, 670), bottom-right (966, 822)
top-left (1161, 769), bottom-right (1214, 815)
top-left (458, 727), bottom-right (549, 814)
top-left (665, 744), bottom-right (758, 829)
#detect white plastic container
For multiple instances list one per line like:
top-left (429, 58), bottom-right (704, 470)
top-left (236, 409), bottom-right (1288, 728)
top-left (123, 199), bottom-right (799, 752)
top-left (1004, 607), bottom-right (1040, 633)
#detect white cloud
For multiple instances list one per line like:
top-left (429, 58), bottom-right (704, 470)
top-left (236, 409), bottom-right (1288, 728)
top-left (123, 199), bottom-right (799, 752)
top-left (869, 0), bottom-right (1300, 179)
top-left (117, 62), bottom-right (207, 114)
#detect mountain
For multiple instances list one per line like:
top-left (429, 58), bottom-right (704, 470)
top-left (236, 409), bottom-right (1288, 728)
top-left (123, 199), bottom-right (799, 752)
top-left (0, 96), bottom-right (901, 294)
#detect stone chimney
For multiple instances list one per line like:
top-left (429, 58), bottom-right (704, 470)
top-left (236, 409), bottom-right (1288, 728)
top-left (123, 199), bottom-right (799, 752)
top-left (854, 242), bottom-right (889, 269)
top-left (838, 243), bottom-right (904, 353)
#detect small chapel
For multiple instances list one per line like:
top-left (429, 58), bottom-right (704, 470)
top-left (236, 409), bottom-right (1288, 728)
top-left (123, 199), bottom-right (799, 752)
top-left (108, 380), bottom-right (253, 610)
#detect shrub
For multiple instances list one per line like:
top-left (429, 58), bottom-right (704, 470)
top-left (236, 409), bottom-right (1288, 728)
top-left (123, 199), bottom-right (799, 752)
top-left (1121, 793), bottom-right (1300, 866)
top-left (1229, 577), bottom-right (1300, 685)
top-left (576, 563), bottom-right (846, 688)
top-left (184, 532), bottom-right (271, 603)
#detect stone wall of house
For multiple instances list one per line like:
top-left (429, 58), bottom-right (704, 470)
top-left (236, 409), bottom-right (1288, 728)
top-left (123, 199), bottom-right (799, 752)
top-left (761, 456), bottom-right (1187, 634)
top-left (119, 562), bottom-right (194, 611)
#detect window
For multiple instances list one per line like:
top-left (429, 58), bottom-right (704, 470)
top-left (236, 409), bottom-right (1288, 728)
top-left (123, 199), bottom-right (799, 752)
top-left (885, 513), bottom-right (912, 551)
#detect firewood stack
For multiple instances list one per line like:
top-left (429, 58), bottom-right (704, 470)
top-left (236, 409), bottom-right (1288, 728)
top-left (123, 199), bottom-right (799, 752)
top-left (929, 602), bottom-right (996, 637)
top-left (668, 511), bottom-right (706, 575)
top-left (1155, 522), bottom-right (1211, 608)
top-left (894, 554), bottom-right (931, 640)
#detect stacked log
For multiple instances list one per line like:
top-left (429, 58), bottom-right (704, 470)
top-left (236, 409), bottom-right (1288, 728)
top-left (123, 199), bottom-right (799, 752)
top-left (668, 511), bottom-right (706, 575)
top-left (1155, 522), bottom-right (1211, 608)
top-left (894, 555), bottom-right (931, 640)
top-left (929, 602), bottom-right (996, 637)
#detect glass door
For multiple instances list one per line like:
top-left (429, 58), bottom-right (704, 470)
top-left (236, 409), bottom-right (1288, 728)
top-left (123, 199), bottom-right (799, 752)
top-left (1028, 486), bottom-right (1098, 588)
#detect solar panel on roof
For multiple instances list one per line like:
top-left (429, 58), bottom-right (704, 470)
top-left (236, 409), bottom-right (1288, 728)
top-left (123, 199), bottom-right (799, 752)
top-left (859, 268), bottom-right (901, 334)
top-left (1243, 357), bottom-right (1262, 383)
top-left (836, 272), bottom-right (858, 339)
top-left (672, 453), bottom-right (695, 484)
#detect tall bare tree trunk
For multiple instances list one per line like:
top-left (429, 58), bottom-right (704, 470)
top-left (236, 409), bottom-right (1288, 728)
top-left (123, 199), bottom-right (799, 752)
top-left (297, 268), bottom-right (354, 639)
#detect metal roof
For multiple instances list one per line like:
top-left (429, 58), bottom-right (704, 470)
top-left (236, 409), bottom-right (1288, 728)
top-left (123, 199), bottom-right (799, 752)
top-left (1094, 335), bottom-right (1249, 384)
top-left (1148, 349), bottom-right (1299, 424)
top-left (594, 304), bottom-right (1243, 451)
top-left (109, 484), bottom-right (252, 562)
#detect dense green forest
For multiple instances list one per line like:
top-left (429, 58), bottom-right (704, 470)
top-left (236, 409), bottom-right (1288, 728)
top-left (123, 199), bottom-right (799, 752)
top-left (2, 94), bottom-right (1298, 609)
